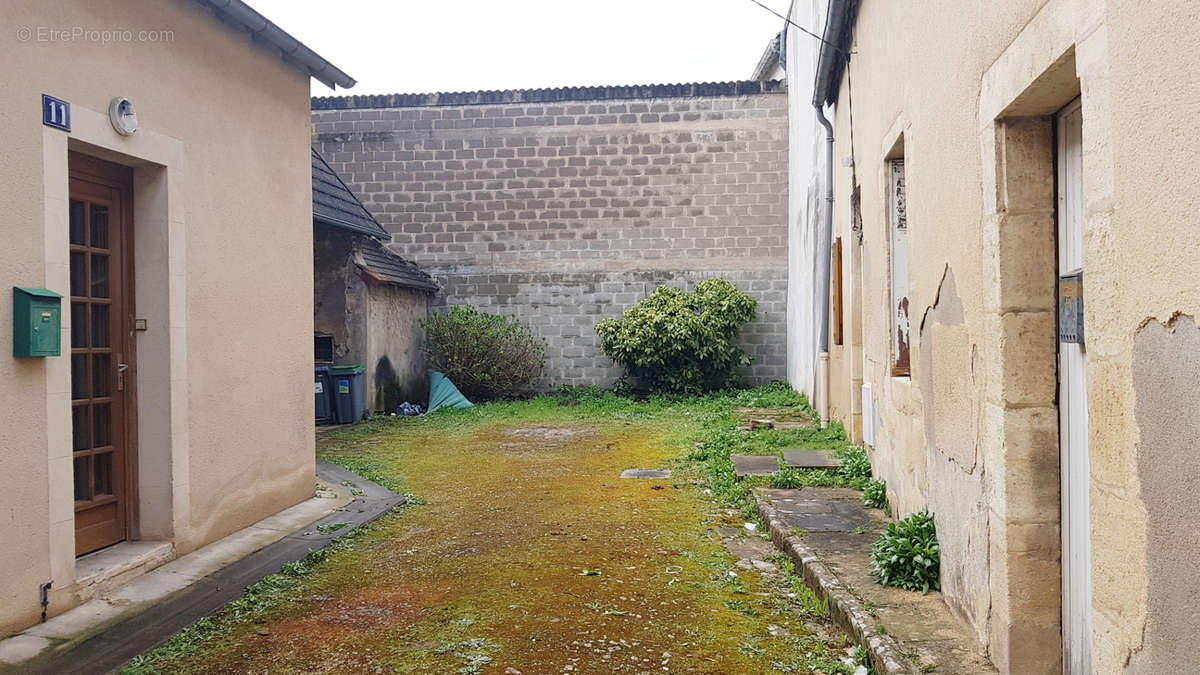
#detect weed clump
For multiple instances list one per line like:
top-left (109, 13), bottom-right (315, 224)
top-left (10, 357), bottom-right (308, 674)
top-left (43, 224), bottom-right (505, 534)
top-left (870, 509), bottom-right (941, 593)
top-left (862, 479), bottom-right (888, 510)
top-left (835, 446), bottom-right (872, 488)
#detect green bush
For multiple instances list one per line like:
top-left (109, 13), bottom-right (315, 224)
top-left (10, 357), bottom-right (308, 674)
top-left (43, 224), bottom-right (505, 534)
top-left (870, 509), bottom-right (940, 593)
top-left (862, 479), bottom-right (888, 510)
top-left (422, 305), bottom-right (546, 400)
top-left (595, 279), bottom-right (757, 394)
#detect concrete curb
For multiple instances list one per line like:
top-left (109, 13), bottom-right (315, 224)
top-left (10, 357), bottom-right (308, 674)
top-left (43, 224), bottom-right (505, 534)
top-left (754, 489), bottom-right (917, 675)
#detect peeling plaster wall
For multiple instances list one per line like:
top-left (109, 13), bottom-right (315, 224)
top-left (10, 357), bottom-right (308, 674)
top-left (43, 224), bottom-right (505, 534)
top-left (1129, 316), bottom-right (1200, 675)
top-left (314, 227), bottom-right (366, 367)
top-left (314, 225), bottom-right (430, 413)
top-left (363, 283), bottom-right (430, 412)
top-left (917, 269), bottom-right (991, 631)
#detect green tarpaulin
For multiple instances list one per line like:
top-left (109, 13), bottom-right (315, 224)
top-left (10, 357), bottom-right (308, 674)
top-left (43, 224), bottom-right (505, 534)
top-left (427, 371), bottom-right (474, 413)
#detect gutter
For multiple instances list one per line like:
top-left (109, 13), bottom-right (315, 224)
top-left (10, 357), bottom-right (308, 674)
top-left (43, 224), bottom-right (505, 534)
top-left (811, 0), bottom-right (857, 424)
top-left (194, 0), bottom-right (356, 90)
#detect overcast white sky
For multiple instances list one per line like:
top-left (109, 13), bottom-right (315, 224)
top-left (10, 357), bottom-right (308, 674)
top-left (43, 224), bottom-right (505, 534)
top-left (245, 0), bottom-right (794, 96)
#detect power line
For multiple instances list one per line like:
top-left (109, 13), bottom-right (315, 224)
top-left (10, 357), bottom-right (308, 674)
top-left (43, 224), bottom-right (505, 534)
top-left (743, 0), bottom-right (852, 54)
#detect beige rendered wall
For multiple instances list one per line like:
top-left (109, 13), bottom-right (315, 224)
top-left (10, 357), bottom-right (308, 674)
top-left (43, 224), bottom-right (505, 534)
top-left (0, 0), bottom-right (315, 634)
top-left (818, 0), bottom-right (1200, 671)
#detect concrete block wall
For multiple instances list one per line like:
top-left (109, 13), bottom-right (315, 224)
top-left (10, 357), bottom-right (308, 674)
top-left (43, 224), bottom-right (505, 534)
top-left (312, 82), bottom-right (788, 388)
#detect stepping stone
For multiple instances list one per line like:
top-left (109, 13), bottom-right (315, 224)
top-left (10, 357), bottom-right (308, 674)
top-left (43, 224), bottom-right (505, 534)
top-left (732, 451), bottom-right (842, 478)
top-left (731, 455), bottom-right (781, 478)
top-left (782, 449), bottom-right (842, 469)
top-left (773, 420), bottom-right (817, 430)
top-left (759, 488), bottom-right (873, 532)
top-left (620, 469), bottom-right (672, 479)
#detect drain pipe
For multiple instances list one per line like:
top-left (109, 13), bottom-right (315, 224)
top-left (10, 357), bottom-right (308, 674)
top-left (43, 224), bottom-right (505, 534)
top-left (814, 104), bottom-right (834, 427)
top-left (810, 0), bottom-right (855, 427)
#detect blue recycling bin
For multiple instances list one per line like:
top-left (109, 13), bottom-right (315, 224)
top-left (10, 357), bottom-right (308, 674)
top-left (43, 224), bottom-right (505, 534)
top-left (315, 366), bottom-right (335, 424)
top-left (330, 365), bottom-right (367, 424)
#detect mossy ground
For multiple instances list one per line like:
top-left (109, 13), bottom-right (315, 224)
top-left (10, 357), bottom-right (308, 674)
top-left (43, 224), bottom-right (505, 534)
top-left (124, 385), bottom-right (868, 674)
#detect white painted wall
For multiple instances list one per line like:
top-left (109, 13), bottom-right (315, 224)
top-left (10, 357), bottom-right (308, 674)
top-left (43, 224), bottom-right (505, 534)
top-left (784, 0), bottom-right (828, 399)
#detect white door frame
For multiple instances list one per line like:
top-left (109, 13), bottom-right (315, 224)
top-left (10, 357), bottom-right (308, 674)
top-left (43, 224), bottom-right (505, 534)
top-left (1057, 96), bottom-right (1091, 675)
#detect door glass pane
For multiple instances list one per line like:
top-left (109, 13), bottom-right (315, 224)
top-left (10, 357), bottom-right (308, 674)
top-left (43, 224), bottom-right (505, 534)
top-left (70, 201), bottom-right (86, 246)
top-left (71, 303), bottom-right (87, 348)
top-left (93, 452), bottom-right (113, 497)
top-left (92, 403), bottom-right (111, 448)
top-left (70, 253), bottom-right (87, 297)
top-left (92, 353), bottom-right (111, 398)
top-left (91, 304), bottom-right (110, 348)
top-left (71, 354), bottom-right (88, 400)
top-left (90, 205), bottom-right (109, 249)
top-left (73, 456), bottom-right (90, 501)
top-left (72, 406), bottom-right (90, 451)
top-left (91, 254), bottom-right (109, 298)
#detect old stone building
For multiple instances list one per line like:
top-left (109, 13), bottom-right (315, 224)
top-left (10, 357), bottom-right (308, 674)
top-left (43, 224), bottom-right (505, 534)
top-left (783, 0), bottom-right (1200, 673)
top-left (311, 82), bottom-right (788, 387)
top-left (312, 149), bottom-right (437, 414)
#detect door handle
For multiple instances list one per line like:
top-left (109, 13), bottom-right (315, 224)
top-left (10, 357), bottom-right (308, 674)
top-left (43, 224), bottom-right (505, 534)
top-left (117, 362), bottom-right (129, 391)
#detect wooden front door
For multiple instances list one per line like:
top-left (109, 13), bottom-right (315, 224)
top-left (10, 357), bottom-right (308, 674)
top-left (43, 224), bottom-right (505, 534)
top-left (69, 153), bottom-right (137, 556)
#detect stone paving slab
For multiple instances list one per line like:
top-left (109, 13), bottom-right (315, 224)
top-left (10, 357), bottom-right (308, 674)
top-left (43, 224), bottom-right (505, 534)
top-left (733, 407), bottom-right (818, 429)
top-left (755, 487), bottom-right (997, 675)
top-left (756, 488), bottom-right (872, 532)
top-left (731, 454), bottom-right (782, 477)
top-left (732, 450), bottom-right (842, 478)
top-left (619, 469), bottom-right (672, 479)
top-left (782, 449), bottom-right (842, 469)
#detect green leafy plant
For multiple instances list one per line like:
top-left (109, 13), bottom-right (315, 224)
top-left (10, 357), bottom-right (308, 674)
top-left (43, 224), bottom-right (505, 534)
top-left (862, 479), bottom-right (888, 509)
top-left (422, 305), bottom-right (546, 400)
top-left (870, 509), bottom-right (941, 593)
top-left (836, 446), bottom-right (873, 485)
top-left (770, 464), bottom-right (806, 488)
top-left (595, 278), bottom-right (757, 394)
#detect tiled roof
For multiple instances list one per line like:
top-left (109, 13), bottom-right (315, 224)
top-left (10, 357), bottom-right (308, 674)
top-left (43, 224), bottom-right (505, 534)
top-left (312, 80), bottom-right (785, 110)
top-left (354, 238), bottom-right (439, 293)
top-left (312, 148), bottom-right (388, 238)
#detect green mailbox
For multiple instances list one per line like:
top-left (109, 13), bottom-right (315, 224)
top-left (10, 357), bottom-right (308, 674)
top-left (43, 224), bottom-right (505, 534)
top-left (13, 287), bottom-right (62, 358)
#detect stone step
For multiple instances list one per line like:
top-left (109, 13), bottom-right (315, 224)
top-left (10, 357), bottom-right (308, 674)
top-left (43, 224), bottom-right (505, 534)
top-left (782, 449), bottom-right (842, 469)
top-left (731, 450), bottom-right (842, 478)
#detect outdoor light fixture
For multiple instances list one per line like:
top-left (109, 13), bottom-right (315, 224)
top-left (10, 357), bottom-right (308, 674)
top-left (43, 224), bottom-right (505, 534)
top-left (108, 97), bottom-right (138, 135)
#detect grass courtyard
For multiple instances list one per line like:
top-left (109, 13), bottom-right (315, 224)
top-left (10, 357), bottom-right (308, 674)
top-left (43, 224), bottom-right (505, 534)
top-left (125, 385), bottom-right (875, 674)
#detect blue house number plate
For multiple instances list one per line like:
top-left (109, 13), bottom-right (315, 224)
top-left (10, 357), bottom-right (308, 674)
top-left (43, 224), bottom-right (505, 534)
top-left (42, 94), bottom-right (70, 132)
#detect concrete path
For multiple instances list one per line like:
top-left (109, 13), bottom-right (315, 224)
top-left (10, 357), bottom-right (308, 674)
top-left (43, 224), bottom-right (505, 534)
top-left (1, 462), bottom-right (403, 675)
top-left (756, 487), bottom-right (997, 675)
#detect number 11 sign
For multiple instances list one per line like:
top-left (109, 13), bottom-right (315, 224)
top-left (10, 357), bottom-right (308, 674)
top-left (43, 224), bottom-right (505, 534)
top-left (42, 94), bottom-right (71, 132)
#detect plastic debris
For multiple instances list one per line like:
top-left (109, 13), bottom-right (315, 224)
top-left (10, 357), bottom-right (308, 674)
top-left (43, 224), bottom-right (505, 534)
top-left (395, 401), bottom-right (425, 416)
top-left (427, 371), bottom-right (474, 413)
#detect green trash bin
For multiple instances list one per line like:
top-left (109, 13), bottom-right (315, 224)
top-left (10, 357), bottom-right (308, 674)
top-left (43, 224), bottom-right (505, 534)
top-left (330, 365), bottom-right (366, 424)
